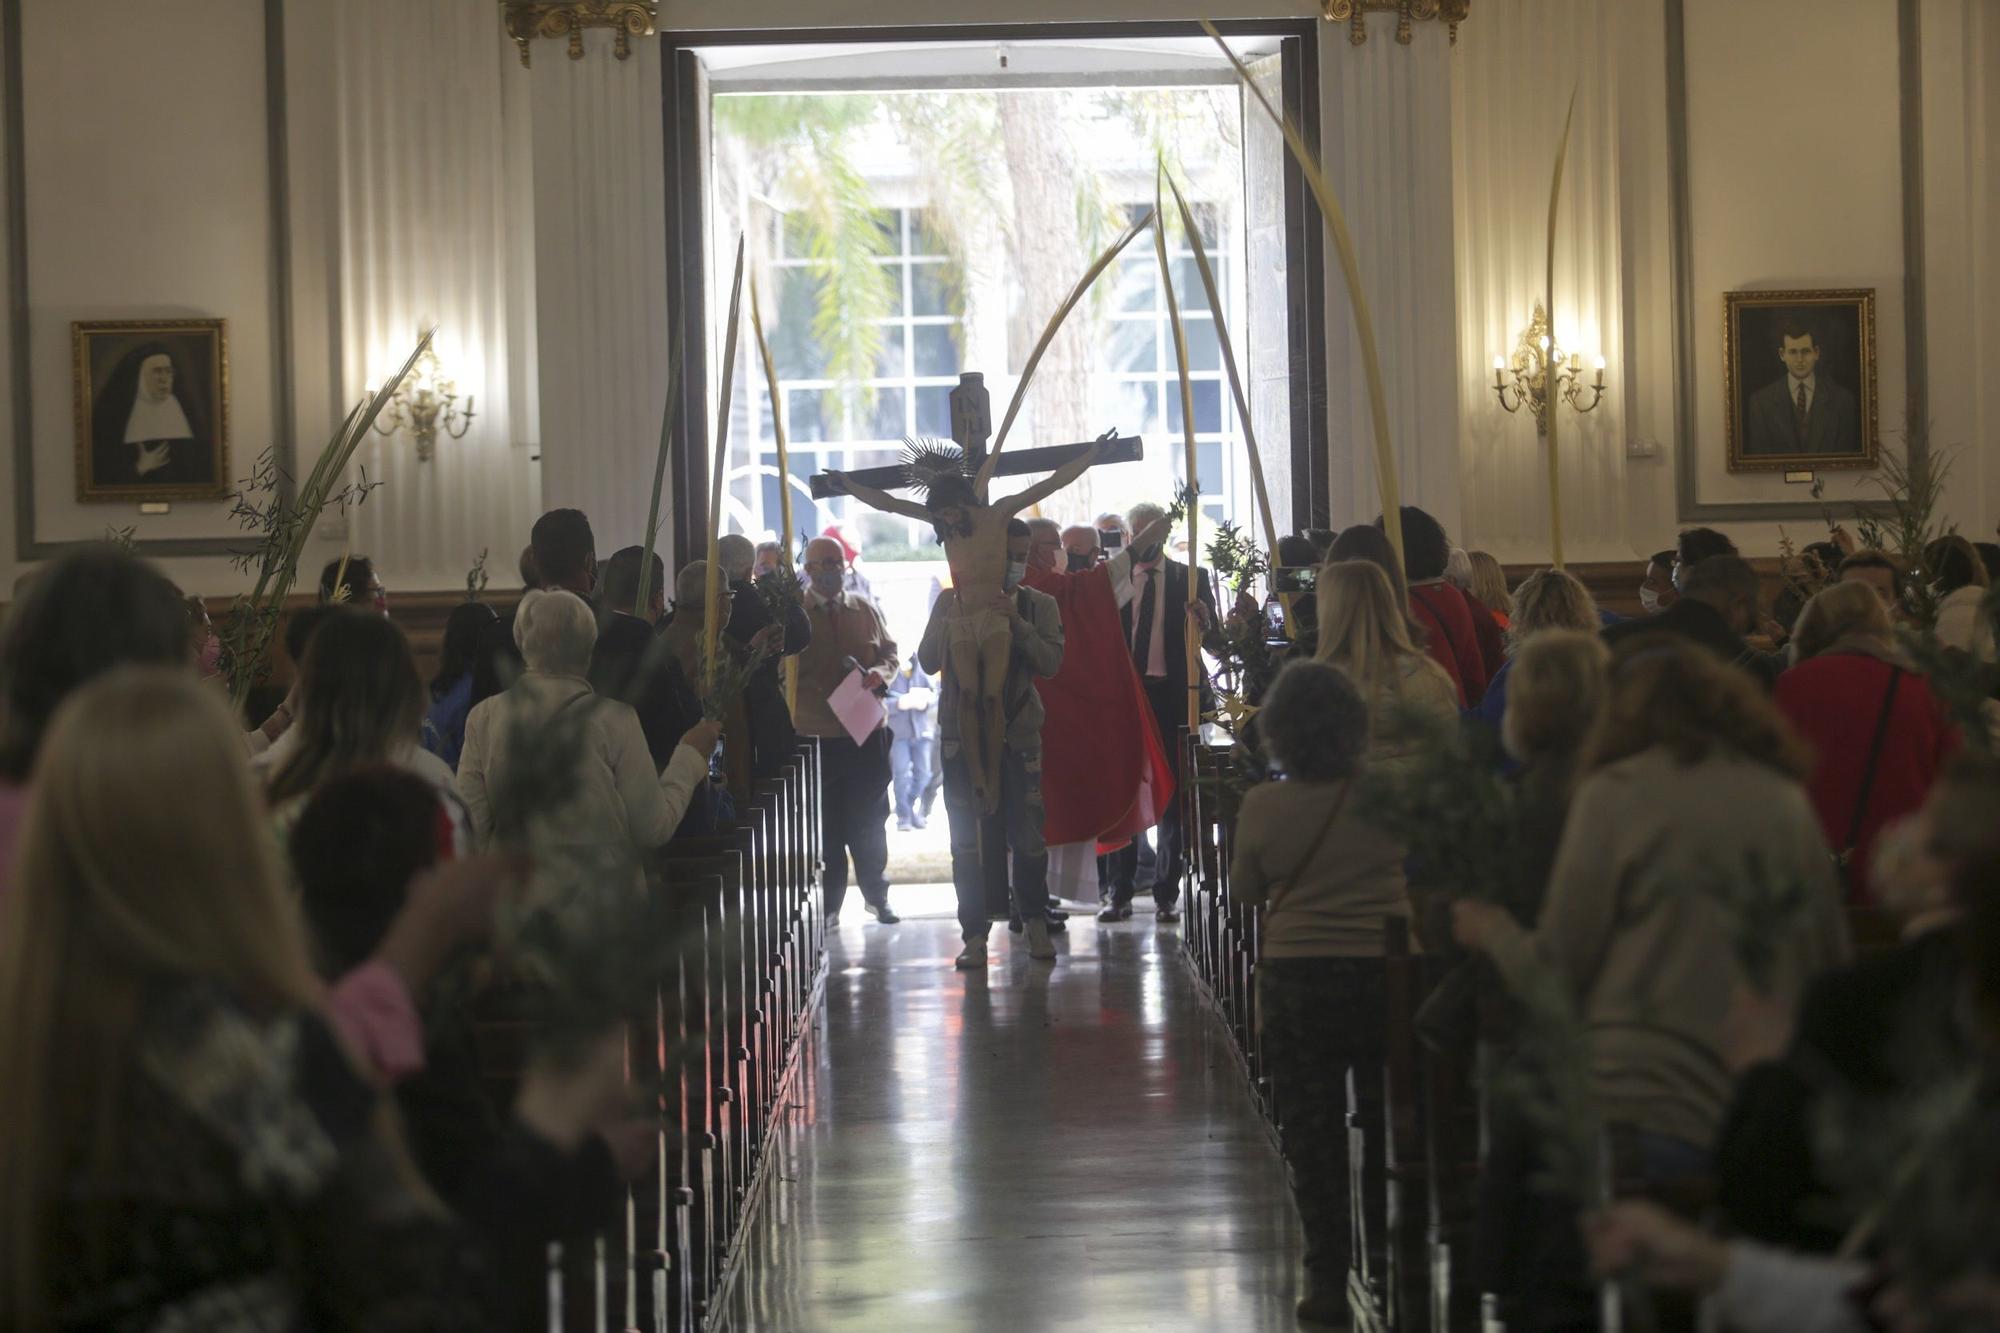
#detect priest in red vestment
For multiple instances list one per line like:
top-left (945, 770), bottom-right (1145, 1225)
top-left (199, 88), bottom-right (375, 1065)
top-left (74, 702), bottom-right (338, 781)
top-left (1022, 518), bottom-right (1176, 900)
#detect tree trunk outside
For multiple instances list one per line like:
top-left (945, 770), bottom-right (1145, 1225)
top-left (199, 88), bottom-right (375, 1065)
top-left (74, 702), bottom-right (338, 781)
top-left (999, 93), bottom-right (1099, 527)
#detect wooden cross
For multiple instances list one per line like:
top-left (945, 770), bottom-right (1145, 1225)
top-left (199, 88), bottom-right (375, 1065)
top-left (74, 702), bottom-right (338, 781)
top-left (807, 370), bottom-right (1143, 815)
top-left (806, 371), bottom-right (1142, 499)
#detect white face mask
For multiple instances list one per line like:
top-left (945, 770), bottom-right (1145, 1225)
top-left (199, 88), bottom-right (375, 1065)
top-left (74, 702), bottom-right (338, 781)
top-left (1004, 561), bottom-right (1027, 592)
top-left (1638, 586), bottom-right (1661, 615)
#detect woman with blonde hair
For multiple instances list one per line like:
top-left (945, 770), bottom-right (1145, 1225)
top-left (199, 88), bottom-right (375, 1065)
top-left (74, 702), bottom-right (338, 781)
top-left (1314, 560), bottom-right (1460, 776)
top-left (0, 668), bottom-right (490, 1328)
top-left (1776, 579), bottom-right (1958, 904)
top-left (1473, 567), bottom-right (1601, 735)
top-left (1467, 551), bottom-right (1512, 628)
top-left (1502, 629), bottom-right (1610, 782)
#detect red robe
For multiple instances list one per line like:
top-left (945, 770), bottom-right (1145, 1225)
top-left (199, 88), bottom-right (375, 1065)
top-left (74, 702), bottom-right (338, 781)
top-left (1023, 563), bottom-right (1175, 848)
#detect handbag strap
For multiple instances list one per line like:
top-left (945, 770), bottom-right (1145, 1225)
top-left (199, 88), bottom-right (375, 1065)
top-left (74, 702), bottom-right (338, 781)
top-left (1842, 666), bottom-right (1903, 853)
top-left (1269, 780), bottom-right (1352, 897)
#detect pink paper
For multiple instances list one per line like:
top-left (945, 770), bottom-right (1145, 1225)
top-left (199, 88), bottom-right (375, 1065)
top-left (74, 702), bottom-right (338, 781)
top-left (828, 667), bottom-right (886, 746)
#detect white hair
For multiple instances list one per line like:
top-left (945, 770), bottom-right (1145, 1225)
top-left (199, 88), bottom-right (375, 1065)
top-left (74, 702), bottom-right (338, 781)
top-left (1127, 502), bottom-right (1167, 530)
top-left (676, 561), bottom-right (710, 607)
top-left (1444, 547), bottom-right (1474, 590)
top-left (513, 588), bottom-right (597, 677)
top-left (1026, 517), bottom-right (1061, 540)
top-left (717, 533), bottom-right (755, 580)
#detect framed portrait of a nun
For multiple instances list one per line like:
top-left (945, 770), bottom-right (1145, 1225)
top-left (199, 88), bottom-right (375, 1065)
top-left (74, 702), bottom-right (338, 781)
top-left (72, 320), bottom-right (230, 502)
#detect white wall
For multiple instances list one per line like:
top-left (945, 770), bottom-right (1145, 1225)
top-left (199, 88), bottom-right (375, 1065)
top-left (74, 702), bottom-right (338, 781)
top-left (1683, 0), bottom-right (1907, 513)
top-left (7, 0), bottom-right (279, 571)
top-left (1452, 0), bottom-right (1998, 565)
top-left (6, 1), bottom-right (1990, 595)
top-left (0, 0), bottom-right (540, 597)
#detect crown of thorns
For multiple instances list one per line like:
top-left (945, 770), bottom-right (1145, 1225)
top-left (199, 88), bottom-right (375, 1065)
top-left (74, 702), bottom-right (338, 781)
top-left (901, 438), bottom-right (978, 505)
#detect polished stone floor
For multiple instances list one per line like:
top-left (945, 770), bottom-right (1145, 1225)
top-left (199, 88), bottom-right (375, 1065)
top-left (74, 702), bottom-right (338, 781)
top-left (717, 892), bottom-right (1303, 1331)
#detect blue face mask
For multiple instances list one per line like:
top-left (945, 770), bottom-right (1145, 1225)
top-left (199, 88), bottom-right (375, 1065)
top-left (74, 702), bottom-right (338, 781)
top-left (1004, 561), bottom-right (1027, 592)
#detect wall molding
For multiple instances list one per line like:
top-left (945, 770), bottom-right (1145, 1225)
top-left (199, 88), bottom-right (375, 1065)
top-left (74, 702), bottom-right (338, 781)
top-left (4, 0), bottom-right (297, 560)
top-left (1666, 0), bottom-right (1925, 523)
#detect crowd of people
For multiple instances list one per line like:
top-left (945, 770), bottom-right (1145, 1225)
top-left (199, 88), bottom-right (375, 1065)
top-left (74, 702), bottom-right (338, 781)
top-left (2, 473), bottom-right (1997, 1327)
top-left (1229, 506), bottom-right (2000, 1329)
top-left (0, 482), bottom-right (1234, 1323)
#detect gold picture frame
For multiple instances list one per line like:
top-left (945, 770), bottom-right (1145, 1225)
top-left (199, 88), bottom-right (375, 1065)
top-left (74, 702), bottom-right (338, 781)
top-left (1723, 289), bottom-right (1877, 474)
top-left (73, 318), bottom-right (230, 503)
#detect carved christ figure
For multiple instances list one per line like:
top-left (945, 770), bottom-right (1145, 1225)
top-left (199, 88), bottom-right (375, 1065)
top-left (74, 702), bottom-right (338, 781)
top-left (825, 438), bottom-right (1103, 812)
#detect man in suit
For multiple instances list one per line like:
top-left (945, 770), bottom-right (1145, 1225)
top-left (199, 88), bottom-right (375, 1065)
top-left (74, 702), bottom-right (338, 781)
top-left (1101, 501), bottom-right (1218, 924)
top-left (1743, 321), bottom-right (1861, 459)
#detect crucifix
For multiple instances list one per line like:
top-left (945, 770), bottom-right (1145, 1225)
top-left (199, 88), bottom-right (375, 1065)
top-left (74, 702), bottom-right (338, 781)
top-left (810, 371), bottom-right (1143, 812)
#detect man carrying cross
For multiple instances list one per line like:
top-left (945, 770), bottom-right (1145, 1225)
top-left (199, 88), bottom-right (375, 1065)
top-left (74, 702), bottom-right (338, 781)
top-left (917, 516), bottom-right (1065, 967)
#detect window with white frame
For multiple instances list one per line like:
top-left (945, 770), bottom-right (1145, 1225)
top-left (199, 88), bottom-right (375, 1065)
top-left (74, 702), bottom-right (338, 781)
top-left (733, 198), bottom-right (1244, 552)
top-left (736, 207), bottom-right (964, 552)
top-left (1092, 201), bottom-right (1237, 531)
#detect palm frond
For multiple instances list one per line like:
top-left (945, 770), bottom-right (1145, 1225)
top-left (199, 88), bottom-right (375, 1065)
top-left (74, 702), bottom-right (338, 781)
top-left (1202, 20), bottom-right (1404, 568)
top-left (217, 331), bottom-right (428, 710)
top-left (464, 549), bottom-right (490, 603)
top-left (1855, 431), bottom-right (1956, 630)
top-left (636, 318), bottom-right (686, 617)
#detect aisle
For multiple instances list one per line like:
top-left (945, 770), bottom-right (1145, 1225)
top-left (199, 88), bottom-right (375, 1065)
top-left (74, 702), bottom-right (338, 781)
top-left (717, 897), bottom-right (1303, 1331)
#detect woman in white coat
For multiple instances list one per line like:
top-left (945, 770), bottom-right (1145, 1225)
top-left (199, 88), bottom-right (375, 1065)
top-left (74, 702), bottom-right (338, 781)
top-left (458, 590), bottom-right (719, 880)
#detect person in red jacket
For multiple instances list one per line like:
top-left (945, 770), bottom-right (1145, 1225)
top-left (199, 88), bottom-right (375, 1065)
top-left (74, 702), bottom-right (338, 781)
top-left (1380, 507), bottom-right (1490, 705)
top-left (1448, 546), bottom-right (1509, 680)
top-left (1775, 581), bottom-right (1959, 905)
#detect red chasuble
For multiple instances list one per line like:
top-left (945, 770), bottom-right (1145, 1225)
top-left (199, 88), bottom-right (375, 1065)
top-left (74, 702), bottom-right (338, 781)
top-left (1023, 563), bottom-right (1175, 849)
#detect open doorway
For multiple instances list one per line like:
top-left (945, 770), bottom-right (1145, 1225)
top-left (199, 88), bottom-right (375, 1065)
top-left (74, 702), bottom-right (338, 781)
top-left (666, 26), bottom-right (1328, 562)
top-left (663, 26), bottom-right (1326, 890)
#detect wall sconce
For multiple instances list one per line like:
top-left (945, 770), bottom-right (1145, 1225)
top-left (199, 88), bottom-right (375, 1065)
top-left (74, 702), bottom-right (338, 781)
top-left (1492, 301), bottom-right (1606, 436)
top-left (371, 343), bottom-right (475, 462)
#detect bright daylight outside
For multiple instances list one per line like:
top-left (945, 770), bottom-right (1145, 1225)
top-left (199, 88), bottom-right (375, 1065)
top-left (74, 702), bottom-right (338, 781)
top-left (707, 81), bottom-right (1258, 670)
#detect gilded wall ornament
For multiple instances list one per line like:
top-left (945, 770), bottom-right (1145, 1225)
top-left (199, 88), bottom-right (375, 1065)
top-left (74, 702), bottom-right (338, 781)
top-left (502, 1), bottom-right (658, 68)
top-left (1322, 0), bottom-right (1471, 46)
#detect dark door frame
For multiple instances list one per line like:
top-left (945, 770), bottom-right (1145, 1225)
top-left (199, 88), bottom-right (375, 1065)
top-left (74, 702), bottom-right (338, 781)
top-left (661, 20), bottom-right (1329, 567)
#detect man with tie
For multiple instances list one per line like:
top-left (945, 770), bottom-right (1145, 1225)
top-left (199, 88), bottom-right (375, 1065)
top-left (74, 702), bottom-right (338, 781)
top-left (795, 536), bottom-right (901, 927)
top-left (1743, 320), bottom-right (1862, 459)
top-left (1101, 501), bottom-right (1219, 924)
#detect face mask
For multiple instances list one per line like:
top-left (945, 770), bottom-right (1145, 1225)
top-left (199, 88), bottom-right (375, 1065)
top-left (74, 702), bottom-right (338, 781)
top-left (1004, 561), bottom-right (1027, 592)
top-left (1638, 586), bottom-right (1661, 615)
top-left (198, 633), bottom-right (223, 677)
top-left (1066, 552), bottom-right (1094, 573)
top-left (1134, 544), bottom-right (1163, 564)
top-left (809, 570), bottom-right (843, 598)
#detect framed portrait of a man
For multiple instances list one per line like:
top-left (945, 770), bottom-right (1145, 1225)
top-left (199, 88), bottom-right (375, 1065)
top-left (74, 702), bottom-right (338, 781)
top-left (73, 320), bottom-right (230, 502)
top-left (1723, 289), bottom-right (1877, 473)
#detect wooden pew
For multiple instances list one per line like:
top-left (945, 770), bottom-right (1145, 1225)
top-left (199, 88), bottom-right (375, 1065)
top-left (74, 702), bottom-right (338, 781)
top-left (459, 737), bottom-right (827, 1333)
